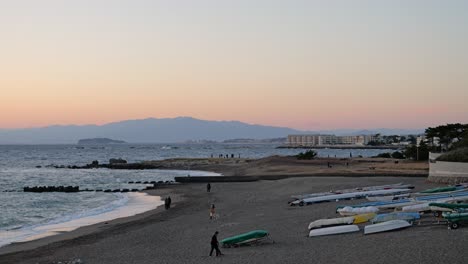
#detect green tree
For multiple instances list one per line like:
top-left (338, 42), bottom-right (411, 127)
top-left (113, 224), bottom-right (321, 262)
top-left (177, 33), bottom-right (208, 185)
top-left (296, 150), bottom-right (317, 160)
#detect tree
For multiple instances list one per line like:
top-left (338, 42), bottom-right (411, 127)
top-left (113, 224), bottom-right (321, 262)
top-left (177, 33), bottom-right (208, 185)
top-left (391, 151), bottom-right (405, 159)
top-left (404, 140), bottom-right (429, 161)
top-left (425, 123), bottom-right (468, 151)
top-left (296, 150), bottom-right (317, 160)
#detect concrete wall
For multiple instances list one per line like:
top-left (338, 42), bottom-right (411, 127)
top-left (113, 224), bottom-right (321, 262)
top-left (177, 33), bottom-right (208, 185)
top-left (428, 152), bottom-right (468, 183)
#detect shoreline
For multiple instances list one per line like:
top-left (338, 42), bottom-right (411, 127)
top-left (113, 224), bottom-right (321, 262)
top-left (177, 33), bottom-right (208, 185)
top-left (2, 176), bottom-right (466, 264)
top-left (0, 190), bottom-right (172, 256)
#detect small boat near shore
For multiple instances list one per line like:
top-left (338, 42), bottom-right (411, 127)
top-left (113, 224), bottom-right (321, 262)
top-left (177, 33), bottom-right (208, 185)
top-left (364, 220), bottom-right (411, 235)
top-left (366, 193), bottom-right (410, 202)
top-left (419, 185), bottom-right (467, 194)
top-left (429, 202), bottom-right (468, 210)
top-left (221, 230), bottom-right (271, 247)
top-left (309, 225), bottom-right (360, 237)
top-left (353, 213), bottom-right (376, 224)
top-left (371, 212), bottom-right (420, 224)
top-left (308, 216), bottom-right (355, 230)
top-left (442, 211), bottom-right (468, 229)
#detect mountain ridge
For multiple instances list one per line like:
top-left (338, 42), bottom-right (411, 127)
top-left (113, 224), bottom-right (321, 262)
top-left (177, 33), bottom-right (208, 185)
top-left (0, 117), bottom-right (424, 144)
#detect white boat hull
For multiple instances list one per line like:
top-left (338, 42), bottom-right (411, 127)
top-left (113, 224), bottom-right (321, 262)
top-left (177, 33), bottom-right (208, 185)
top-left (364, 220), bottom-right (411, 235)
top-left (309, 225), bottom-right (360, 237)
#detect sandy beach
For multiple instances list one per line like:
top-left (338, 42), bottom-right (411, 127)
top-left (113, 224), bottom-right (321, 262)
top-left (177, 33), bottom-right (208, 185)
top-left (143, 156), bottom-right (429, 176)
top-left (1, 174), bottom-right (467, 264)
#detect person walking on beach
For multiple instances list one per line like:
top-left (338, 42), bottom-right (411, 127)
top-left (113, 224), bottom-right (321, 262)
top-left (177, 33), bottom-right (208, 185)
top-left (167, 196), bottom-right (172, 209)
top-left (207, 183), bottom-right (211, 193)
top-left (209, 231), bottom-right (222, 257)
top-left (209, 204), bottom-right (216, 220)
top-left (164, 197), bottom-right (169, 210)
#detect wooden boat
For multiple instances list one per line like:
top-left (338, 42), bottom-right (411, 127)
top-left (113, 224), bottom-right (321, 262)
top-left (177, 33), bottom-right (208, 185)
top-left (308, 216), bottom-right (355, 230)
top-left (371, 212), bottom-right (420, 224)
top-left (221, 230), bottom-right (270, 247)
top-left (364, 220), bottom-right (411, 235)
top-left (337, 206), bottom-right (379, 216)
top-left (353, 213), bottom-right (376, 224)
top-left (309, 225), bottom-right (360, 237)
top-left (291, 189), bottom-right (411, 206)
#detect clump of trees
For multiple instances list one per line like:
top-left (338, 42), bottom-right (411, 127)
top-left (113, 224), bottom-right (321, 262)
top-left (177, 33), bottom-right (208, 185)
top-left (373, 151), bottom-right (405, 159)
top-left (426, 123), bottom-right (468, 152)
top-left (404, 123), bottom-right (468, 161)
top-left (296, 150), bottom-right (317, 160)
top-left (404, 140), bottom-right (430, 161)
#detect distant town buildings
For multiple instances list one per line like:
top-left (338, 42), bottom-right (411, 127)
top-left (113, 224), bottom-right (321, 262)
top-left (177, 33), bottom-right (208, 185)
top-left (286, 134), bottom-right (379, 147)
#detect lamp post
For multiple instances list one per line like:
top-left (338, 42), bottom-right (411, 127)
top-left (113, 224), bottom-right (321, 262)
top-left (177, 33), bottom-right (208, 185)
top-left (416, 145), bottom-right (419, 161)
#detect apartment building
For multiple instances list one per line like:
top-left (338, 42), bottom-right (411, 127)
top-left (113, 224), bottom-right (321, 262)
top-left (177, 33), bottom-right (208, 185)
top-left (287, 134), bottom-right (378, 146)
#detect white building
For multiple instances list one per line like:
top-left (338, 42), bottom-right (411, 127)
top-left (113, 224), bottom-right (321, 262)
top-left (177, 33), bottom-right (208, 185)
top-left (287, 134), bottom-right (378, 146)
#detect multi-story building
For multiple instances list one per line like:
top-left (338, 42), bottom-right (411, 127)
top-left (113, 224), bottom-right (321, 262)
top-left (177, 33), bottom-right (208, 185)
top-left (287, 134), bottom-right (380, 146)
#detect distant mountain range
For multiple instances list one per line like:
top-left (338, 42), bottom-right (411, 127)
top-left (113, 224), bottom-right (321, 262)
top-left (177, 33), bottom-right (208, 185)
top-left (0, 117), bottom-right (424, 144)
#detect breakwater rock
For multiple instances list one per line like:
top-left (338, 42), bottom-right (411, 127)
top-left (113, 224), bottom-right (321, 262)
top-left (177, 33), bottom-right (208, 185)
top-left (24, 186), bottom-right (80, 193)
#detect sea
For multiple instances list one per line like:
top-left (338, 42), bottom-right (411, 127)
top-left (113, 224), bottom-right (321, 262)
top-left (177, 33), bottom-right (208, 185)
top-left (0, 144), bottom-right (391, 247)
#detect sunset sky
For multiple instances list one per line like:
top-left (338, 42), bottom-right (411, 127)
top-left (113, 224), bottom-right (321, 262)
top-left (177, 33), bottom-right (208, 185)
top-left (1, 0), bottom-right (467, 130)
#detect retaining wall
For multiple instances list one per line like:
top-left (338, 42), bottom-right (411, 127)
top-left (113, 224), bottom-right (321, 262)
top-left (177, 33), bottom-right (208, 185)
top-left (428, 153), bottom-right (468, 184)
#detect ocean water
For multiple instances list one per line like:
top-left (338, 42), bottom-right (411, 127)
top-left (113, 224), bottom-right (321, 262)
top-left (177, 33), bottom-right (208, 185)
top-left (0, 144), bottom-right (391, 247)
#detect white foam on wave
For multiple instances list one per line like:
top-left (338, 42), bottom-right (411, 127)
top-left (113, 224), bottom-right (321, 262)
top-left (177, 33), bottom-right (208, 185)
top-left (0, 192), bottom-right (162, 248)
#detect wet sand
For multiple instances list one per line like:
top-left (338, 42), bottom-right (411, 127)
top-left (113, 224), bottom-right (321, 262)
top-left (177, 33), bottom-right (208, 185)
top-left (1, 176), bottom-right (467, 264)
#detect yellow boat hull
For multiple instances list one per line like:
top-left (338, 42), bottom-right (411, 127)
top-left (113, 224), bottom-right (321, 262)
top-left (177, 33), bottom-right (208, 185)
top-left (353, 213), bottom-right (376, 224)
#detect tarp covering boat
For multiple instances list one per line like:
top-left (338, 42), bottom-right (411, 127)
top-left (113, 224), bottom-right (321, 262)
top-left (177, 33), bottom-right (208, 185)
top-left (221, 230), bottom-right (269, 246)
top-left (309, 225), bottom-right (360, 237)
top-left (337, 206), bottom-right (379, 216)
top-left (364, 220), bottom-right (411, 235)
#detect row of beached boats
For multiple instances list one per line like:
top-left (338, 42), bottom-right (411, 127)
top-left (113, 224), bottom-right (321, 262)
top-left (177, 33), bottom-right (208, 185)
top-left (291, 183), bottom-right (468, 207)
top-left (301, 183), bottom-right (468, 237)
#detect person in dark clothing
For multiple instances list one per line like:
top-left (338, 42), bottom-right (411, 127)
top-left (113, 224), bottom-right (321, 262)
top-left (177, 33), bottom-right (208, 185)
top-left (164, 197), bottom-right (169, 210)
top-left (207, 183), bottom-right (211, 193)
top-left (167, 196), bottom-right (172, 209)
top-left (209, 231), bottom-right (222, 256)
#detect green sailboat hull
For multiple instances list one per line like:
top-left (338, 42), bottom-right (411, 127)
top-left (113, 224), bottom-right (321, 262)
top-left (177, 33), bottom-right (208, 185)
top-left (420, 187), bottom-right (457, 194)
top-left (442, 212), bottom-right (468, 222)
top-left (429, 203), bottom-right (468, 210)
top-left (221, 230), bottom-right (269, 246)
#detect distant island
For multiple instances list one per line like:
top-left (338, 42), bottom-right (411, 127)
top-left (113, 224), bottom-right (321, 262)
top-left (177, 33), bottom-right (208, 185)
top-left (77, 138), bottom-right (127, 145)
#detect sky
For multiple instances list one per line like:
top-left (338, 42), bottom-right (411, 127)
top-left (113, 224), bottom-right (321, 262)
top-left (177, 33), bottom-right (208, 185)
top-left (1, 0), bottom-right (467, 130)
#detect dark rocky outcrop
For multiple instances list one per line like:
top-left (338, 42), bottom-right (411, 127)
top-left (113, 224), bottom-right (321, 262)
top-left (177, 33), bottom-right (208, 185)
top-left (109, 158), bottom-right (127, 164)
